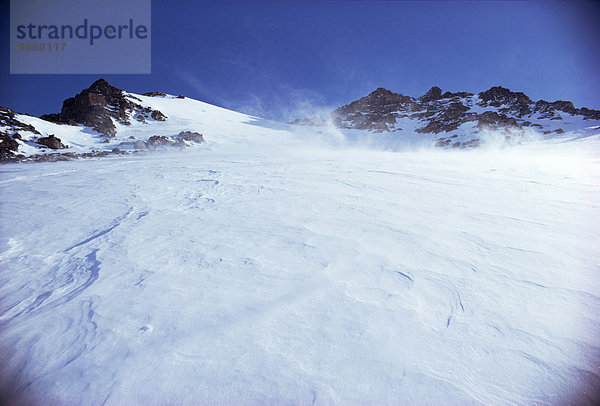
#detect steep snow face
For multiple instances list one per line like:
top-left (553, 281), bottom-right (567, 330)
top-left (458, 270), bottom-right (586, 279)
top-left (1, 112), bottom-right (599, 405)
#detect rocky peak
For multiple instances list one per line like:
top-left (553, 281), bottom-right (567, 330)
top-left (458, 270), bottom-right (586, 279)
top-left (420, 86), bottom-right (442, 102)
top-left (58, 79), bottom-right (132, 136)
top-left (332, 88), bottom-right (416, 132)
top-left (89, 78), bottom-right (113, 92)
top-left (41, 79), bottom-right (168, 137)
top-left (477, 86), bottom-right (535, 118)
top-left (478, 86), bottom-right (533, 107)
top-left (361, 88), bottom-right (414, 107)
top-left (371, 87), bottom-right (393, 96)
top-left (309, 84), bottom-right (600, 142)
top-left (337, 88), bottom-right (414, 113)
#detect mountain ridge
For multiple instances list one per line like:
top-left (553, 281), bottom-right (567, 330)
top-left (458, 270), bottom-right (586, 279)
top-left (2, 80), bottom-right (600, 163)
top-left (294, 85), bottom-right (600, 148)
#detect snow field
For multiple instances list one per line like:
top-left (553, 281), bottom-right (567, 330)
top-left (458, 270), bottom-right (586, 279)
top-left (1, 110), bottom-right (600, 405)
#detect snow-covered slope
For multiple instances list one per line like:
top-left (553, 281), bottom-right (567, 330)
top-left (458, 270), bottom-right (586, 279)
top-left (0, 80), bottom-right (295, 162)
top-left (1, 98), bottom-right (289, 162)
top-left (1, 89), bottom-right (599, 404)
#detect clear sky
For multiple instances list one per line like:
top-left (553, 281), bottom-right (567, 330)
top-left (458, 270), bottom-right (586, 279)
top-left (1, 0), bottom-right (599, 121)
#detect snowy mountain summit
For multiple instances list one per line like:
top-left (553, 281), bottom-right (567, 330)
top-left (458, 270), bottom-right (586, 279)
top-left (294, 85), bottom-right (600, 149)
top-left (40, 78), bottom-right (169, 137)
top-left (0, 79), bottom-right (205, 163)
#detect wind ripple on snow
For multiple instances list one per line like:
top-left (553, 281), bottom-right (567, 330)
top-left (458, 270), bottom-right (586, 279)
top-left (0, 249), bottom-right (100, 327)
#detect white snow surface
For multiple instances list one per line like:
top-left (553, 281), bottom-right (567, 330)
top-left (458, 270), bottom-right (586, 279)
top-left (1, 96), bottom-right (600, 405)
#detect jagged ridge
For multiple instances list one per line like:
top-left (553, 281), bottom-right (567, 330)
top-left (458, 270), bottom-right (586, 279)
top-left (331, 86), bottom-right (600, 134)
top-left (290, 86), bottom-right (600, 148)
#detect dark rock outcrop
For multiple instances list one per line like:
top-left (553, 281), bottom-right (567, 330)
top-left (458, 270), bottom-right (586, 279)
top-left (420, 86), bottom-right (442, 102)
top-left (478, 86), bottom-right (533, 107)
top-left (1, 107), bottom-right (41, 135)
top-left (476, 111), bottom-right (519, 130)
top-left (415, 102), bottom-right (473, 134)
top-left (143, 91), bottom-right (167, 97)
top-left (41, 78), bottom-right (168, 136)
top-left (333, 88), bottom-right (416, 132)
top-left (151, 110), bottom-right (167, 121)
top-left (478, 86), bottom-right (533, 117)
top-left (58, 78), bottom-right (132, 136)
top-left (303, 85), bottom-right (600, 144)
top-left (1, 107), bottom-right (42, 161)
top-left (441, 91), bottom-right (473, 99)
top-left (36, 134), bottom-right (67, 149)
top-left (39, 113), bottom-right (61, 123)
top-left (145, 131), bottom-right (204, 148)
top-left (147, 135), bottom-right (173, 146)
top-left (1, 133), bottom-right (20, 161)
top-left (147, 135), bottom-right (184, 149)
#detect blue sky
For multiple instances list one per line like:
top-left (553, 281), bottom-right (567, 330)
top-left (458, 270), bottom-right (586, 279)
top-left (1, 0), bottom-right (599, 120)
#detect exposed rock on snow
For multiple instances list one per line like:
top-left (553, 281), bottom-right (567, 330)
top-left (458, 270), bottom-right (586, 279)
top-left (40, 78), bottom-right (169, 137)
top-left (148, 135), bottom-right (181, 148)
top-left (143, 91), bottom-right (167, 97)
top-left (2, 79), bottom-right (600, 164)
top-left (295, 85), bottom-right (600, 148)
top-left (0, 133), bottom-right (21, 161)
top-left (0, 79), bottom-right (210, 163)
top-left (177, 131), bottom-right (205, 143)
top-left (332, 87), bottom-right (415, 133)
top-left (1, 107), bottom-right (41, 162)
top-left (36, 134), bottom-right (67, 149)
top-left (1, 76), bottom-right (600, 404)
top-left (1, 107), bottom-right (40, 134)
top-left (146, 131), bottom-right (204, 149)
top-left (151, 110), bottom-right (167, 121)
top-left (419, 86), bottom-right (443, 102)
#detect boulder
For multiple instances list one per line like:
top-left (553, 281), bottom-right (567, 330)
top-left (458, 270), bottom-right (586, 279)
top-left (148, 135), bottom-right (175, 147)
top-left (177, 131), bottom-right (204, 143)
top-left (151, 110), bottom-right (167, 121)
top-left (36, 134), bottom-right (67, 149)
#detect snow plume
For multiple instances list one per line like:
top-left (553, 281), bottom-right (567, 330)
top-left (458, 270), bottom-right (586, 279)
top-left (478, 126), bottom-right (543, 149)
top-left (228, 84), bottom-right (332, 123)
